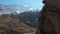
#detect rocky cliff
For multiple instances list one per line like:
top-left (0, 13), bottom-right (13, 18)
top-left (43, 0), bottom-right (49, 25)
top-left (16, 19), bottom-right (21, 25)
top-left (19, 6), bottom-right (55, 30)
top-left (35, 0), bottom-right (60, 34)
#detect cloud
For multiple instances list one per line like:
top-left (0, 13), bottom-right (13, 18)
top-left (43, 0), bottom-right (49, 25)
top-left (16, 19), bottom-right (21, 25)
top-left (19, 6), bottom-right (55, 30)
top-left (23, 5), bottom-right (29, 7)
top-left (16, 11), bottom-right (20, 14)
top-left (29, 8), bottom-right (33, 10)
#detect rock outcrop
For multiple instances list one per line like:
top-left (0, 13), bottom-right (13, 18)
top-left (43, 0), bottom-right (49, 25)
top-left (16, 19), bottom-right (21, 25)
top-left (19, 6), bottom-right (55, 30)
top-left (35, 0), bottom-right (60, 34)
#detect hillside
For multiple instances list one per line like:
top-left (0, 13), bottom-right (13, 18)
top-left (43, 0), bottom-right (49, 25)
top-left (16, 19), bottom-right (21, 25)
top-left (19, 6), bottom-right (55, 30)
top-left (0, 15), bottom-right (36, 33)
top-left (16, 11), bottom-right (40, 28)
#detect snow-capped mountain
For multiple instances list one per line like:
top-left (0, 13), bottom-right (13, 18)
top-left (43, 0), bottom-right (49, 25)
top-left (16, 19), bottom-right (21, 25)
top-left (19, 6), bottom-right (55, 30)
top-left (0, 4), bottom-right (39, 15)
top-left (0, 4), bottom-right (28, 14)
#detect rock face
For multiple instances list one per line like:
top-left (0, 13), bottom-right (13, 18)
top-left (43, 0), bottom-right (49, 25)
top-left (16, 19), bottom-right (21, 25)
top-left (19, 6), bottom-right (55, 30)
top-left (43, 0), bottom-right (60, 9)
top-left (35, 0), bottom-right (60, 34)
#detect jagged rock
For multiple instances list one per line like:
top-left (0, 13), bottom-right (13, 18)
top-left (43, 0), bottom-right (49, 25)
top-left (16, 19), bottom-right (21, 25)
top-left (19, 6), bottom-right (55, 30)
top-left (35, 0), bottom-right (60, 34)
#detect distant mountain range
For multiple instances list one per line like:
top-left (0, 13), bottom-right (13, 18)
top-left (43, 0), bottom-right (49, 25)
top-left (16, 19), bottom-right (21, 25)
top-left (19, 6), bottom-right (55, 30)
top-left (0, 4), bottom-right (39, 15)
top-left (0, 4), bottom-right (40, 28)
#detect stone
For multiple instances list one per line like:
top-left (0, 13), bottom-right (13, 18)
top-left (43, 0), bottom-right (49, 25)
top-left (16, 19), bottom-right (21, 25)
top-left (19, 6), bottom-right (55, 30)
top-left (35, 0), bottom-right (60, 34)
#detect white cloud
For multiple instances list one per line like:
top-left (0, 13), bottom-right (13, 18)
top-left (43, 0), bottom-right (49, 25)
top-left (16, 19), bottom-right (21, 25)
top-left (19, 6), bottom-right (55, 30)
top-left (29, 8), bottom-right (34, 10)
top-left (23, 5), bottom-right (29, 7)
top-left (16, 11), bottom-right (20, 14)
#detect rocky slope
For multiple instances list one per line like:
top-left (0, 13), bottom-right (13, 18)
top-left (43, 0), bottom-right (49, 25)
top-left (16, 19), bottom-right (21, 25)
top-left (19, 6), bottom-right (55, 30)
top-left (0, 15), bottom-right (36, 34)
top-left (15, 11), bottom-right (40, 28)
top-left (0, 26), bottom-right (22, 34)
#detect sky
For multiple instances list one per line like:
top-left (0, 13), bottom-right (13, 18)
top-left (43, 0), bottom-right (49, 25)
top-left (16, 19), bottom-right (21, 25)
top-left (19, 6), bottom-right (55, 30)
top-left (0, 0), bottom-right (44, 10)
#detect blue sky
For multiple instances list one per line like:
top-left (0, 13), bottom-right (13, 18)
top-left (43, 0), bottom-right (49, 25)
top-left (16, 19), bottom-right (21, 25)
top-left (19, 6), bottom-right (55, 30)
top-left (0, 0), bottom-right (44, 10)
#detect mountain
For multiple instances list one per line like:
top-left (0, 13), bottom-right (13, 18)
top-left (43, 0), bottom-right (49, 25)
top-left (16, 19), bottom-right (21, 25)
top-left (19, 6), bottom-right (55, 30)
top-left (16, 11), bottom-right (40, 28)
top-left (0, 4), bottom-right (34, 15)
top-left (0, 4), bottom-right (40, 27)
top-left (0, 8), bottom-right (39, 34)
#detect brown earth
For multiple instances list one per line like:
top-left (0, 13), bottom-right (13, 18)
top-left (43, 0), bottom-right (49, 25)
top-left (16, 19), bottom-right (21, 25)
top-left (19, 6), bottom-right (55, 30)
top-left (0, 15), bottom-right (36, 34)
